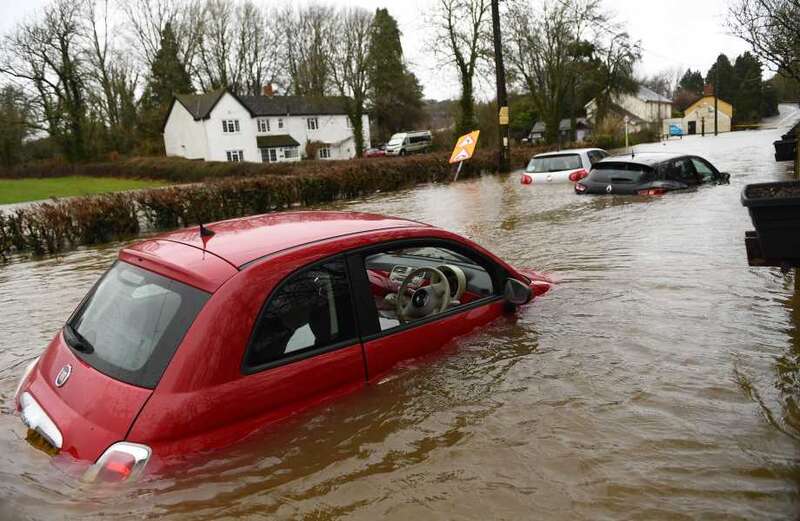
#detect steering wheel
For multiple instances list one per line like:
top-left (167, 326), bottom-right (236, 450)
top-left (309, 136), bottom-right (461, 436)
top-left (396, 267), bottom-right (451, 323)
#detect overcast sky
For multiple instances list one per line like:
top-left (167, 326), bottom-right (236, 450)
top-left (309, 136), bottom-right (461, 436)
top-left (0, 0), bottom-right (753, 101)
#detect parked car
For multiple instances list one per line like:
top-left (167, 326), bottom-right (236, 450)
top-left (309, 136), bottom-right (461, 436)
top-left (520, 148), bottom-right (608, 185)
top-left (14, 211), bottom-right (552, 482)
top-left (574, 153), bottom-right (730, 195)
top-left (363, 143), bottom-right (386, 158)
top-left (385, 130), bottom-right (433, 156)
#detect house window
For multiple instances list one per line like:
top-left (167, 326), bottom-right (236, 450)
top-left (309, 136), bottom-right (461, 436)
top-left (318, 146), bottom-right (331, 159)
top-left (257, 118), bottom-right (270, 133)
top-left (345, 117), bottom-right (352, 129)
top-left (284, 147), bottom-right (298, 159)
top-left (260, 148), bottom-right (278, 163)
top-left (278, 118), bottom-right (284, 129)
top-left (226, 150), bottom-right (244, 162)
top-left (307, 117), bottom-right (319, 131)
top-left (222, 120), bottom-right (240, 133)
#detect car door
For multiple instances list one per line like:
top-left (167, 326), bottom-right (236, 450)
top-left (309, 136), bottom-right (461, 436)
top-left (347, 239), bottom-right (507, 380)
top-left (239, 256), bottom-right (366, 418)
top-left (665, 157), bottom-right (700, 187)
top-left (689, 157), bottom-right (718, 183)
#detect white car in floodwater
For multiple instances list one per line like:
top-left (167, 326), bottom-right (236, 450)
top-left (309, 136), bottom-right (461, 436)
top-left (521, 148), bottom-right (609, 185)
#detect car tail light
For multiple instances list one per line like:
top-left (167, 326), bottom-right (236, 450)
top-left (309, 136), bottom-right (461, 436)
top-left (636, 188), bottom-right (666, 196)
top-left (568, 169), bottom-right (588, 182)
top-left (520, 174), bottom-right (533, 185)
top-left (83, 442), bottom-right (151, 483)
top-left (574, 183), bottom-right (587, 193)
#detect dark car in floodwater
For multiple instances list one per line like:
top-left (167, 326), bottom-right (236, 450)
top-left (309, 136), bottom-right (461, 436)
top-left (575, 152), bottom-right (730, 195)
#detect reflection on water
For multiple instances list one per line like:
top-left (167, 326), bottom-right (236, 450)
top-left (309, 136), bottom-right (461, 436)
top-left (2, 124), bottom-right (800, 519)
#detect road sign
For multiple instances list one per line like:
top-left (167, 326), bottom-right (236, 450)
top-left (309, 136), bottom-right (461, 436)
top-left (498, 106), bottom-right (509, 125)
top-left (449, 130), bottom-right (480, 164)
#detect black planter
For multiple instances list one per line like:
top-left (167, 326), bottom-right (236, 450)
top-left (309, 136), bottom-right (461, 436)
top-left (773, 138), bottom-right (797, 162)
top-left (742, 181), bottom-right (800, 266)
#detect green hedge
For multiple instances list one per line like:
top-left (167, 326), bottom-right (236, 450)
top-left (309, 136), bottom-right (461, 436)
top-left (0, 146), bottom-right (550, 261)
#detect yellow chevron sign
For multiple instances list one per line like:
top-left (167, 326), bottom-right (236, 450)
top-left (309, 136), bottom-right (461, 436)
top-left (449, 130), bottom-right (480, 164)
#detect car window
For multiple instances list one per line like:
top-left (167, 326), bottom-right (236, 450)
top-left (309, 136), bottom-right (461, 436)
top-left (245, 258), bottom-right (357, 369)
top-left (526, 154), bottom-right (582, 173)
top-left (587, 162), bottom-right (652, 183)
top-left (363, 244), bottom-right (496, 332)
top-left (67, 262), bottom-right (209, 389)
top-left (690, 158), bottom-right (716, 181)
top-left (587, 151), bottom-right (607, 165)
top-left (665, 158), bottom-right (697, 183)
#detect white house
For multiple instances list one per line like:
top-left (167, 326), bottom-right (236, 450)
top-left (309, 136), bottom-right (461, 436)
top-left (162, 87), bottom-right (370, 163)
top-left (585, 85), bottom-right (673, 131)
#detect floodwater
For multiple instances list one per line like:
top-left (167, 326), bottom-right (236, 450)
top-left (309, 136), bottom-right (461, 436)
top-left (2, 108), bottom-right (800, 520)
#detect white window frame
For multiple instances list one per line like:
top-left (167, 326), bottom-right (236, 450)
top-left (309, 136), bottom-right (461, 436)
top-left (257, 118), bottom-right (270, 133)
top-left (318, 146), bottom-right (331, 159)
top-left (345, 117), bottom-right (352, 129)
top-left (226, 150), bottom-right (244, 162)
top-left (278, 118), bottom-right (284, 129)
top-left (222, 119), bottom-right (240, 134)
top-left (307, 117), bottom-right (319, 131)
top-left (284, 146), bottom-right (298, 159)
top-left (260, 148), bottom-right (278, 163)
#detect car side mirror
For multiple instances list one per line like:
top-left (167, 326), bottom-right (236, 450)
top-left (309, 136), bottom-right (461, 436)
top-left (504, 278), bottom-right (532, 305)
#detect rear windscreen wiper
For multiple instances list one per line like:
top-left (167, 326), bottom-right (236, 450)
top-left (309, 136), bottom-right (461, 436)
top-left (63, 323), bottom-right (94, 354)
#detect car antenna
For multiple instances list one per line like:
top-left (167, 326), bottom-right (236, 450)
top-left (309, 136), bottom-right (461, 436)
top-left (199, 223), bottom-right (215, 252)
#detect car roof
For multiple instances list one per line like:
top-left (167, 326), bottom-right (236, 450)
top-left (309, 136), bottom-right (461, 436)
top-left (139, 211), bottom-right (429, 269)
top-left (595, 151), bottom-right (687, 167)
top-left (533, 148), bottom-right (604, 158)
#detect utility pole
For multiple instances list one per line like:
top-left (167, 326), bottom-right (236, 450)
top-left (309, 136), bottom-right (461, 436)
top-left (714, 64), bottom-right (719, 136)
top-left (491, 0), bottom-right (510, 172)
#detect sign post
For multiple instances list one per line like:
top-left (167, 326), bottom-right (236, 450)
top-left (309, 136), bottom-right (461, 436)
top-left (449, 130), bottom-right (481, 181)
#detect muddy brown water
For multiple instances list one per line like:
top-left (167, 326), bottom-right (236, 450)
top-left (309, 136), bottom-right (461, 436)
top-left (2, 119), bottom-right (800, 520)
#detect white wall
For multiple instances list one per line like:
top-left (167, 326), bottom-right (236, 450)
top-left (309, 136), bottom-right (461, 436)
top-left (684, 101), bottom-right (732, 133)
top-left (165, 91), bottom-right (371, 163)
top-left (163, 102), bottom-right (208, 159)
top-left (204, 93), bottom-right (260, 162)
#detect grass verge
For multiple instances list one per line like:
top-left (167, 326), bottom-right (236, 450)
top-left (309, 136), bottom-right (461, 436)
top-left (0, 176), bottom-right (166, 205)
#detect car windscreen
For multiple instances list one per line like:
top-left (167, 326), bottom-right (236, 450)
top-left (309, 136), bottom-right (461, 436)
top-left (387, 134), bottom-right (404, 145)
top-left (587, 162), bottom-right (653, 183)
top-left (526, 154), bottom-right (582, 173)
top-left (66, 261), bottom-right (209, 389)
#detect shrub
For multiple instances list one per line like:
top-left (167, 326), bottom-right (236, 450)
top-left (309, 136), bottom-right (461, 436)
top-left (0, 144), bottom-right (554, 261)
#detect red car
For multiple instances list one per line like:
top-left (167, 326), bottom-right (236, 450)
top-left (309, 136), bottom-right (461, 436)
top-left (363, 144), bottom-right (386, 157)
top-left (14, 211), bottom-right (551, 482)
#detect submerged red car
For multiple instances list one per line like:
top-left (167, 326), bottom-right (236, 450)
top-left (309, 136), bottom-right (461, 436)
top-left (14, 211), bottom-right (551, 482)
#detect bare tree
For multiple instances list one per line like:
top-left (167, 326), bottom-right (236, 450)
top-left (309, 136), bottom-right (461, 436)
top-left (278, 4), bottom-right (336, 96)
top-left (728, 0), bottom-right (800, 83)
top-left (0, 0), bottom-right (90, 160)
top-left (430, 0), bottom-right (491, 135)
top-left (85, 0), bottom-right (139, 152)
top-left (330, 7), bottom-right (373, 156)
top-left (119, 0), bottom-right (205, 74)
top-left (506, 0), bottom-right (639, 143)
top-left (194, 0), bottom-right (235, 90)
top-left (234, 2), bottom-right (281, 95)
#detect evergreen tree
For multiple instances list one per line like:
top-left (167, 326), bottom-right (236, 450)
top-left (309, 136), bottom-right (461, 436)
top-left (144, 23), bottom-right (194, 108)
top-left (366, 8), bottom-right (424, 143)
top-left (0, 86), bottom-right (32, 167)
top-left (678, 69), bottom-right (705, 95)
top-left (706, 54), bottom-right (737, 102)
top-left (139, 23), bottom-right (193, 151)
top-left (732, 52), bottom-right (763, 123)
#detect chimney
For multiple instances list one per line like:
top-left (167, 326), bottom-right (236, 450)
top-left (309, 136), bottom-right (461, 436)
top-left (703, 84), bottom-right (714, 97)
top-left (262, 84), bottom-right (274, 97)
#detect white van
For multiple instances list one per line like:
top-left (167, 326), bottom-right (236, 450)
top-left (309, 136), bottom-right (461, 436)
top-left (385, 130), bottom-right (433, 156)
